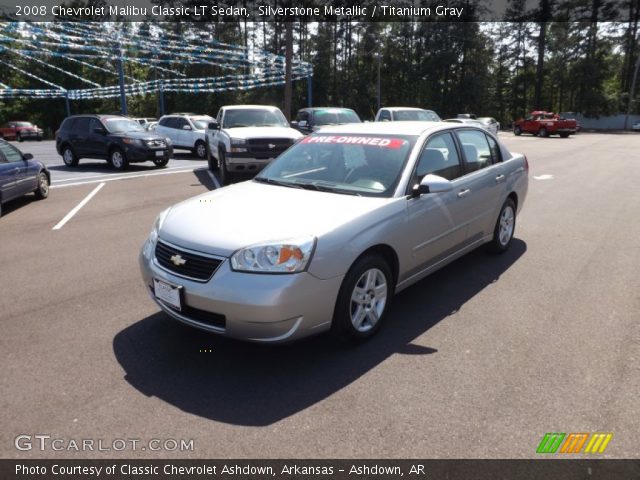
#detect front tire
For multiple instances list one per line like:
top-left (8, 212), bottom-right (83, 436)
top-left (513, 126), bottom-right (522, 136)
top-left (17, 133), bottom-right (23, 142)
top-left (559, 132), bottom-right (570, 138)
top-left (109, 148), bottom-right (128, 171)
top-left (538, 127), bottom-right (548, 137)
top-left (218, 149), bottom-right (230, 185)
top-left (194, 140), bottom-right (207, 159)
top-left (62, 146), bottom-right (78, 166)
top-left (488, 199), bottom-right (516, 253)
top-left (206, 140), bottom-right (217, 171)
top-left (153, 157), bottom-right (169, 168)
top-left (34, 172), bottom-right (49, 199)
top-left (331, 255), bottom-right (393, 343)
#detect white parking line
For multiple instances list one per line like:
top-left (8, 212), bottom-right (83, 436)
top-left (51, 167), bottom-right (199, 188)
top-left (52, 182), bottom-right (106, 230)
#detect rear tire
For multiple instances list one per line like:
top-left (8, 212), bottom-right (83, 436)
top-left (331, 255), bottom-right (393, 343)
top-left (34, 172), bottom-right (49, 199)
top-left (513, 126), bottom-right (522, 136)
top-left (17, 133), bottom-right (23, 142)
top-left (559, 132), bottom-right (570, 138)
top-left (62, 146), bottom-right (78, 167)
top-left (538, 127), bottom-right (548, 138)
top-left (109, 148), bottom-right (128, 171)
top-left (488, 199), bottom-right (516, 253)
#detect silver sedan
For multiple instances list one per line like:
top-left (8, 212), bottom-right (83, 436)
top-left (140, 122), bottom-right (528, 343)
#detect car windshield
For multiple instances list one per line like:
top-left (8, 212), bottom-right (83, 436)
top-left (16, 122), bottom-right (33, 127)
top-left (223, 109), bottom-right (288, 128)
top-left (191, 117), bottom-right (213, 130)
top-left (255, 134), bottom-right (415, 197)
top-left (394, 110), bottom-right (441, 122)
top-left (105, 119), bottom-right (144, 133)
top-left (314, 110), bottom-right (361, 125)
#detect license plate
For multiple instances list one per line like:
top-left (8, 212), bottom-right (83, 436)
top-left (153, 278), bottom-right (182, 311)
top-left (155, 150), bottom-right (164, 157)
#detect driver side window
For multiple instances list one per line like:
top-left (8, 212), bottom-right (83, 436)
top-left (413, 133), bottom-right (462, 184)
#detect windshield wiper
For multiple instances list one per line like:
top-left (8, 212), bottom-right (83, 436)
top-left (291, 180), bottom-right (361, 196)
top-left (253, 177), bottom-right (304, 189)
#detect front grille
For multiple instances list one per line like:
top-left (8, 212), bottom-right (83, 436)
top-left (146, 139), bottom-right (167, 148)
top-left (246, 138), bottom-right (292, 158)
top-left (155, 241), bottom-right (222, 281)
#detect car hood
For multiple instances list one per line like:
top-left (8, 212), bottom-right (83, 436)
top-left (159, 181), bottom-right (389, 257)
top-left (110, 131), bottom-right (167, 141)
top-left (223, 126), bottom-right (303, 140)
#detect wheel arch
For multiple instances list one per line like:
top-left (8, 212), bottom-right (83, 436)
top-left (350, 243), bottom-right (399, 292)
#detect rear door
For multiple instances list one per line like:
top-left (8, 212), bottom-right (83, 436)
top-left (70, 117), bottom-right (91, 156)
top-left (454, 129), bottom-right (507, 243)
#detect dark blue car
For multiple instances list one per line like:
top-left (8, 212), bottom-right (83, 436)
top-left (0, 139), bottom-right (49, 217)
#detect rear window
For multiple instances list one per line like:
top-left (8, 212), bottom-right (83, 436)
top-left (314, 109), bottom-right (361, 125)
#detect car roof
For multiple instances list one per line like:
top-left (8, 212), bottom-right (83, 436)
top-left (65, 114), bottom-right (126, 120)
top-left (382, 107), bottom-right (429, 112)
top-left (313, 121), bottom-right (449, 136)
top-left (222, 105), bottom-right (280, 111)
top-left (303, 107), bottom-right (356, 111)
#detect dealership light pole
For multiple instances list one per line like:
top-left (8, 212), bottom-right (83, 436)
top-left (377, 53), bottom-right (381, 112)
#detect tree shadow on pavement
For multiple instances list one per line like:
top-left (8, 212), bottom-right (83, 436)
top-left (113, 239), bottom-right (526, 426)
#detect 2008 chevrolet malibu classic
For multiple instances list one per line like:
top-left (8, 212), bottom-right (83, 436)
top-left (140, 122), bottom-right (528, 343)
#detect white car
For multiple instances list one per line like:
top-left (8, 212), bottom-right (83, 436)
top-left (444, 118), bottom-right (488, 130)
top-left (375, 107), bottom-right (441, 122)
top-left (477, 117), bottom-right (500, 135)
top-left (155, 114), bottom-right (214, 159)
top-left (206, 105), bottom-right (303, 185)
top-left (632, 122), bottom-right (640, 131)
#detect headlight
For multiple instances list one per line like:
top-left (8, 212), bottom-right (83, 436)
top-left (123, 137), bottom-right (144, 146)
top-left (148, 208), bottom-right (170, 245)
top-left (231, 236), bottom-right (316, 273)
top-left (164, 137), bottom-right (172, 145)
top-left (230, 138), bottom-right (247, 153)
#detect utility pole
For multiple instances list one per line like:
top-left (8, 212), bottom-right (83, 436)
top-left (284, 22), bottom-right (293, 121)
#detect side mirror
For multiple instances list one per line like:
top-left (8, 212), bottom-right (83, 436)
top-left (207, 122), bottom-right (220, 130)
top-left (298, 120), bottom-right (308, 128)
top-left (182, 125), bottom-right (192, 130)
top-left (412, 174), bottom-right (453, 197)
top-left (93, 127), bottom-right (106, 134)
top-left (23, 153), bottom-right (33, 160)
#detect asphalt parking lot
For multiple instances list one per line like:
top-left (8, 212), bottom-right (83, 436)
top-left (1, 132), bottom-right (639, 459)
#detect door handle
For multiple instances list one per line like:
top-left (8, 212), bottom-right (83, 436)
top-left (457, 189), bottom-right (471, 199)
top-left (13, 168), bottom-right (20, 174)
top-left (495, 174), bottom-right (505, 182)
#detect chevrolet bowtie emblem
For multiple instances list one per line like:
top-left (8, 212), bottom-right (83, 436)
top-left (268, 143), bottom-right (276, 149)
top-left (170, 254), bottom-right (186, 266)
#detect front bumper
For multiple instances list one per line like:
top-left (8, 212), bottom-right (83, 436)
top-left (139, 238), bottom-right (343, 343)
top-left (17, 130), bottom-right (42, 140)
top-left (125, 145), bottom-right (173, 163)
top-left (225, 152), bottom-right (275, 173)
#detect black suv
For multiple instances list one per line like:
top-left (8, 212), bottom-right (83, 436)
top-left (55, 115), bottom-right (173, 170)
top-left (291, 107), bottom-right (362, 134)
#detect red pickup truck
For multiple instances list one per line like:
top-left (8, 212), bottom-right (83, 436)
top-left (513, 111), bottom-right (577, 138)
top-left (0, 121), bottom-right (44, 142)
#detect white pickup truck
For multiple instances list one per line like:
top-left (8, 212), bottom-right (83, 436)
top-left (206, 105), bottom-right (303, 185)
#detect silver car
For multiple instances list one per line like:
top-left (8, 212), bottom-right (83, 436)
top-left (140, 122), bottom-right (528, 343)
